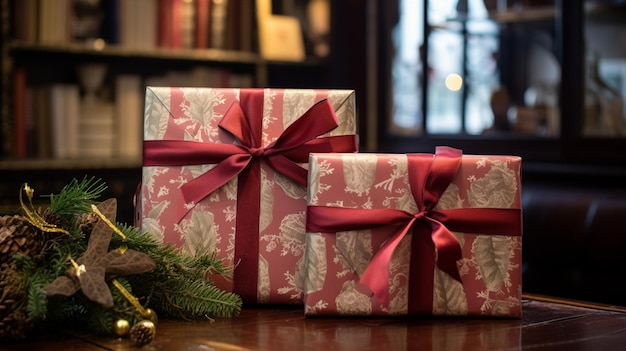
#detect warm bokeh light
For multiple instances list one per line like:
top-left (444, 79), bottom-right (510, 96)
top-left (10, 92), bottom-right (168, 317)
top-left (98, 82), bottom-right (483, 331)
top-left (445, 73), bottom-right (463, 91)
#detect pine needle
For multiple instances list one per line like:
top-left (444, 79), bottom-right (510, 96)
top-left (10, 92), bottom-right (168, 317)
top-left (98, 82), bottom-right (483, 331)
top-left (46, 176), bottom-right (107, 218)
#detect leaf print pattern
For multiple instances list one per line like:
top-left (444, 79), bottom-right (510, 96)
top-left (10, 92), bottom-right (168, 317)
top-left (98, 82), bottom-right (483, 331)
top-left (305, 300), bottom-right (329, 315)
top-left (144, 87), bottom-right (171, 140)
top-left (181, 210), bottom-right (219, 257)
top-left (342, 154), bottom-right (377, 196)
top-left (277, 266), bottom-right (303, 300)
top-left (466, 160), bottom-right (519, 306)
top-left (476, 291), bottom-right (519, 316)
top-left (283, 89), bottom-right (317, 128)
top-left (141, 217), bottom-right (164, 243)
top-left (145, 200), bottom-right (170, 243)
top-left (388, 232), bottom-right (411, 313)
top-left (434, 183), bottom-right (465, 211)
top-left (274, 171), bottom-right (306, 200)
top-left (261, 212), bottom-right (306, 257)
top-left (308, 159), bottom-right (334, 205)
top-left (258, 255), bottom-right (270, 303)
top-left (181, 88), bottom-right (226, 139)
top-left (375, 157), bottom-right (406, 192)
top-left (433, 268), bottom-right (468, 316)
top-left (472, 235), bottom-right (514, 292)
top-left (336, 281), bottom-right (372, 315)
top-left (334, 230), bottom-right (373, 278)
top-left (467, 160), bottom-right (517, 208)
top-left (259, 168), bottom-right (274, 232)
top-left (304, 233), bottom-right (328, 295)
top-left (294, 255), bottom-right (306, 292)
top-left (262, 89), bottom-right (277, 142)
top-left (327, 90), bottom-right (357, 135)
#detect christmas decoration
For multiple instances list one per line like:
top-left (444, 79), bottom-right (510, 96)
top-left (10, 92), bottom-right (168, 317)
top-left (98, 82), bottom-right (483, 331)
top-left (44, 198), bottom-right (156, 308)
top-left (129, 320), bottom-right (156, 346)
top-left (114, 319), bottom-right (130, 336)
top-left (0, 176), bottom-right (242, 345)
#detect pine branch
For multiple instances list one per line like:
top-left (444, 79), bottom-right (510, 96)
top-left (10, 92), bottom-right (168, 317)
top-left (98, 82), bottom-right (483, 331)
top-left (25, 270), bottom-right (52, 321)
top-left (45, 176), bottom-right (107, 219)
top-left (114, 223), bottom-right (231, 280)
top-left (113, 224), bottom-right (242, 319)
top-left (150, 277), bottom-right (242, 319)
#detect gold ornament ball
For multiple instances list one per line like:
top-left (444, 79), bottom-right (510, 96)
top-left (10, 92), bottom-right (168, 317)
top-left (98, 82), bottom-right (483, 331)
top-left (142, 308), bottom-right (158, 325)
top-left (130, 320), bottom-right (156, 347)
top-left (114, 319), bottom-right (130, 336)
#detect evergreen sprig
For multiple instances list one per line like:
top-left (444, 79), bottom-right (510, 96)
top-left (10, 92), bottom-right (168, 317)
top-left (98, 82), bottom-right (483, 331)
top-left (45, 176), bottom-right (107, 218)
top-left (112, 223), bottom-right (241, 319)
top-left (150, 277), bottom-right (242, 319)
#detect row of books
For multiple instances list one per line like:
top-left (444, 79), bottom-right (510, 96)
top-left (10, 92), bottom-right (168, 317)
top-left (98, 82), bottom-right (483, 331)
top-left (13, 71), bottom-right (143, 160)
top-left (11, 66), bottom-right (254, 160)
top-left (12, 0), bottom-right (254, 52)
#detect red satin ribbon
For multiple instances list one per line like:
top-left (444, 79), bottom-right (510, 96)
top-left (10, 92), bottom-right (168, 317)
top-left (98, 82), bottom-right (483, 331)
top-left (143, 89), bottom-right (358, 302)
top-left (306, 147), bottom-right (522, 312)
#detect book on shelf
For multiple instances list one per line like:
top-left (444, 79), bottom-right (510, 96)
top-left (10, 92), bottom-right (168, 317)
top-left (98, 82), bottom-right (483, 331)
top-left (115, 75), bottom-right (143, 159)
top-left (37, 0), bottom-right (72, 44)
top-left (11, 0), bottom-right (256, 53)
top-left (33, 86), bottom-right (53, 159)
top-left (181, 0), bottom-right (196, 48)
top-left (210, 0), bottom-right (228, 50)
top-left (50, 84), bottom-right (81, 159)
top-left (194, 0), bottom-right (211, 48)
top-left (12, 0), bottom-right (39, 43)
top-left (119, 0), bottom-right (158, 50)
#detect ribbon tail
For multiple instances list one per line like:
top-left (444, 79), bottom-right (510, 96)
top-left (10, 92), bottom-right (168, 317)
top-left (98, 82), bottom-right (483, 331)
top-left (176, 154), bottom-right (251, 222)
top-left (360, 219), bottom-right (415, 308)
top-left (430, 220), bottom-right (463, 282)
top-left (265, 155), bottom-right (308, 186)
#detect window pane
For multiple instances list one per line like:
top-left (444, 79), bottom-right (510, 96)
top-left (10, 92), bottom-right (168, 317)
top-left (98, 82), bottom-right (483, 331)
top-left (390, 0), bottom-right (561, 137)
top-left (426, 29), bottom-right (463, 134)
top-left (584, 1), bottom-right (626, 137)
top-left (390, 0), bottom-right (423, 133)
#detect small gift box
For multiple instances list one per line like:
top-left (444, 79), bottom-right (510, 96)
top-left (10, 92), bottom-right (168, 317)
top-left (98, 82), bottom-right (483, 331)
top-left (304, 147), bottom-right (522, 316)
top-left (137, 87), bottom-right (358, 304)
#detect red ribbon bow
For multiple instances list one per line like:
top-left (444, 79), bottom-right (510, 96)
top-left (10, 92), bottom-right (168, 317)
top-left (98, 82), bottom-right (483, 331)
top-left (306, 147), bottom-right (521, 313)
top-left (144, 89), bottom-right (357, 302)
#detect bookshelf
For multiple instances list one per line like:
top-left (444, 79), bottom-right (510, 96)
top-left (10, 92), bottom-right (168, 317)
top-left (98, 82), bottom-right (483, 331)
top-left (0, 0), bottom-right (343, 221)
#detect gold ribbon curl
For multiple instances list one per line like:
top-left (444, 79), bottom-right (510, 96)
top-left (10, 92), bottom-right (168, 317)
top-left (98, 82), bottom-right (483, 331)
top-left (19, 183), bottom-right (69, 235)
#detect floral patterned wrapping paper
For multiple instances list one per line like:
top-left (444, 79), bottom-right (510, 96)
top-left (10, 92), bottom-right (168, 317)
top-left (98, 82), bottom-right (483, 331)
top-left (304, 151), bottom-right (522, 316)
top-left (137, 87), bottom-right (357, 304)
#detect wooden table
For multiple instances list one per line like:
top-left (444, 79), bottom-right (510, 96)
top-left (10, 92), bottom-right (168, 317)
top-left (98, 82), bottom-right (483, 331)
top-left (3, 295), bottom-right (626, 350)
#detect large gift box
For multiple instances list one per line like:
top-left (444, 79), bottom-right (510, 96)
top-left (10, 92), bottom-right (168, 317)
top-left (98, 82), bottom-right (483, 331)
top-left (138, 87), bottom-right (358, 304)
top-left (304, 147), bottom-right (522, 316)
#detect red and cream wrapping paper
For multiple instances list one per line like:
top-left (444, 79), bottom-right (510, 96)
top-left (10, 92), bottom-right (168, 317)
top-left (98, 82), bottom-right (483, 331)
top-left (304, 147), bottom-right (522, 317)
top-left (138, 87), bottom-right (358, 304)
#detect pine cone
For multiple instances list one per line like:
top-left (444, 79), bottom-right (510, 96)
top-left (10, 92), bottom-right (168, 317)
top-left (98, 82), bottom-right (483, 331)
top-left (0, 215), bottom-right (45, 265)
top-left (43, 211), bottom-right (69, 232)
top-left (0, 262), bottom-right (32, 340)
top-left (129, 320), bottom-right (156, 346)
top-left (79, 212), bottom-right (100, 238)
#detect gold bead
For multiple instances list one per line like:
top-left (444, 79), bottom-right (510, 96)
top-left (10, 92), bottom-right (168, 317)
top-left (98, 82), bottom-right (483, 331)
top-left (114, 319), bottom-right (130, 336)
top-left (130, 320), bottom-right (156, 347)
top-left (142, 308), bottom-right (158, 325)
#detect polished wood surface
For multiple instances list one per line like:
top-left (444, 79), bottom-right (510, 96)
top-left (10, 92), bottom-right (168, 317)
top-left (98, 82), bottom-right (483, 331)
top-left (3, 295), bottom-right (626, 350)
